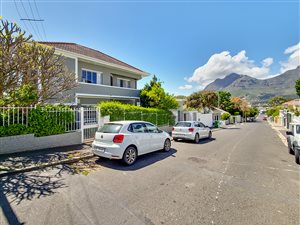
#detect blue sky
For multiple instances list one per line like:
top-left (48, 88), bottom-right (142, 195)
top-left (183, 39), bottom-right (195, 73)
top-left (1, 0), bottom-right (299, 95)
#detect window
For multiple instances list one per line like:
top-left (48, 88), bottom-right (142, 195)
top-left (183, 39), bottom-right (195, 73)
top-left (296, 125), bottom-right (300, 134)
top-left (199, 122), bottom-right (206, 127)
top-left (117, 78), bottom-right (131, 88)
top-left (110, 75), bottom-right (113, 86)
top-left (98, 123), bottom-right (123, 133)
top-left (81, 69), bottom-right (101, 84)
top-left (128, 123), bottom-right (146, 133)
top-left (175, 122), bottom-right (191, 127)
top-left (144, 123), bottom-right (159, 133)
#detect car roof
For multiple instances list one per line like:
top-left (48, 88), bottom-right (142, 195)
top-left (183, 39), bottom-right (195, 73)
top-left (177, 121), bottom-right (197, 123)
top-left (105, 121), bottom-right (153, 125)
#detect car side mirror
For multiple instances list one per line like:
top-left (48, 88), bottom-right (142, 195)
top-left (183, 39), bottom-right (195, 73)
top-left (157, 129), bottom-right (163, 133)
top-left (286, 131), bottom-right (293, 136)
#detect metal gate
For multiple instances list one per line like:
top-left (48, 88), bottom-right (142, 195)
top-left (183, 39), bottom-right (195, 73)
top-left (80, 107), bottom-right (100, 143)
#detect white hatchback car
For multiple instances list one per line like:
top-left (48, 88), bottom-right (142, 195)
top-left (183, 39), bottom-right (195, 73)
top-left (92, 121), bottom-right (172, 165)
top-left (172, 121), bottom-right (212, 143)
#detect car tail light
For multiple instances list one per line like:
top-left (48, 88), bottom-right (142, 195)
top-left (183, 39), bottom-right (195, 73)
top-left (113, 134), bottom-right (124, 143)
top-left (172, 127), bottom-right (175, 131)
top-left (188, 128), bottom-right (194, 132)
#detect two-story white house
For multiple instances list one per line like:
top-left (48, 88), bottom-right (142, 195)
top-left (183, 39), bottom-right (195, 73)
top-left (39, 42), bottom-right (149, 106)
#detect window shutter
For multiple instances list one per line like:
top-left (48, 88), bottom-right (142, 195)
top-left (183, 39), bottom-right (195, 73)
top-left (97, 73), bottom-right (102, 84)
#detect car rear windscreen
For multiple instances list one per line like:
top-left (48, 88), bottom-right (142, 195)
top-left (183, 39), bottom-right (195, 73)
top-left (98, 123), bottom-right (123, 133)
top-left (175, 122), bottom-right (191, 127)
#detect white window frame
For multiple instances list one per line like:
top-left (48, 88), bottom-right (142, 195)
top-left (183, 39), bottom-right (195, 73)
top-left (81, 68), bottom-right (102, 85)
top-left (117, 78), bottom-right (131, 88)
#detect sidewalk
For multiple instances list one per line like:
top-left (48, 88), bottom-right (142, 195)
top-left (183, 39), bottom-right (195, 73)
top-left (268, 121), bottom-right (288, 147)
top-left (0, 144), bottom-right (95, 177)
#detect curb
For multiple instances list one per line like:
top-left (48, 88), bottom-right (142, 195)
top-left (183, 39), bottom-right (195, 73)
top-left (0, 154), bottom-right (95, 177)
top-left (267, 122), bottom-right (288, 147)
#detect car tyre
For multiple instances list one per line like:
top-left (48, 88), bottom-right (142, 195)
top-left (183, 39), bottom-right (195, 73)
top-left (194, 133), bottom-right (200, 143)
top-left (208, 131), bottom-right (212, 139)
top-left (122, 146), bottom-right (137, 166)
top-left (295, 148), bottom-right (300, 165)
top-left (289, 146), bottom-right (294, 155)
top-left (163, 139), bottom-right (171, 152)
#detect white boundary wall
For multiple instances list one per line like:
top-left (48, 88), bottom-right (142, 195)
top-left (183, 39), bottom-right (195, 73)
top-left (0, 132), bottom-right (82, 155)
top-left (197, 113), bottom-right (213, 127)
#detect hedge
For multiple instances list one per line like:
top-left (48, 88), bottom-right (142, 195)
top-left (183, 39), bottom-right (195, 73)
top-left (0, 105), bottom-right (75, 137)
top-left (98, 101), bottom-right (175, 126)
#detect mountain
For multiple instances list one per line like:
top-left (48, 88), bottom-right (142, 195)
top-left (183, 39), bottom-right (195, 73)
top-left (204, 66), bottom-right (300, 104)
top-left (205, 73), bottom-right (242, 91)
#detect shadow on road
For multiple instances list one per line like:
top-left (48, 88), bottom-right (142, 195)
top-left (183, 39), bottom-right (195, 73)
top-left (96, 148), bottom-right (177, 171)
top-left (174, 138), bottom-right (216, 145)
top-left (0, 164), bottom-right (80, 224)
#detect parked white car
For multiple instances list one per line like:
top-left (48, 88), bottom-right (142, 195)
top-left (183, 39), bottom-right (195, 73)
top-left (286, 122), bottom-right (300, 165)
top-left (92, 121), bottom-right (172, 165)
top-left (172, 121), bottom-right (212, 143)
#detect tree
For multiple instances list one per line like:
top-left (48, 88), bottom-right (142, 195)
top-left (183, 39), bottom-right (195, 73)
top-left (230, 96), bottom-right (249, 116)
top-left (0, 84), bottom-right (38, 106)
top-left (296, 79), bottom-right (300, 98)
top-left (221, 112), bottom-right (231, 121)
top-left (186, 90), bottom-right (218, 113)
top-left (140, 75), bottom-right (178, 110)
top-left (268, 96), bottom-right (287, 107)
top-left (218, 91), bottom-right (233, 112)
top-left (0, 19), bottom-right (77, 106)
top-left (246, 107), bottom-right (259, 117)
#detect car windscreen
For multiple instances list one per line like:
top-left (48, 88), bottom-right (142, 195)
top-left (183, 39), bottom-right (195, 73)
top-left (98, 123), bottom-right (123, 133)
top-left (296, 125), bottom-right (300, 134)
top-left (175, 122), bottom-right (191, 127)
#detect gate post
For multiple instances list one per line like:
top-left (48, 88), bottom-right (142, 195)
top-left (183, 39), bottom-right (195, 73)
top-left (80, 107), bottom-right (84, 143)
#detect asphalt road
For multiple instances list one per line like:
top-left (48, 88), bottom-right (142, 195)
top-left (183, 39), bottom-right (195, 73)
top-left (1, 120), bottom-right (299, 225)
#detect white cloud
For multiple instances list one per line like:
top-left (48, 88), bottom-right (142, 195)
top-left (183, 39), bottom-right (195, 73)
top-left (262, 57), bottom-right (273, 67)
top-left (187, 50), bottom-right (273, 88)
top-left (280, 42), bottom-right (300, 73)
top-left (178, 84), bottom-right (193, 90)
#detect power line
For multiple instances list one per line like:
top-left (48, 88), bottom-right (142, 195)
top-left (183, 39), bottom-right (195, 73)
top-left (19, 0), bottom-right (41, 40)
top-left (13, 0), bottom-right (32, 36)
top-left (27, 0), bottom-right (43, 40)
top-left (33, 0), bottom-right (47, 40)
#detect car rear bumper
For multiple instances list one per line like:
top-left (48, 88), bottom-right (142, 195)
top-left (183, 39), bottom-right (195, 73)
top-left (172, 133), bottom-right (194, 140)
top-left (92, 142), bottom-right (124, 159)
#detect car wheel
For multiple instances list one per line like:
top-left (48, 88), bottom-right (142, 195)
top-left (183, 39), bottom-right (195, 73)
top-left (289, 145), bottom-right (294, 154)
top-left (208, 131), bottom-right (212, 139)
top-left (194, 133), bottom-right (200, 143)
top-left (163, 139), bottom-right (171, 152)
top-left (295, 148), bottom-right (300, 165)
top-left (122, 146), bottom-right (137, 166)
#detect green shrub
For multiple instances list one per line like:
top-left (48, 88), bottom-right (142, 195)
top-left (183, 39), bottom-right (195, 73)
top-left (0, 105), bottom-right (75, 137)
top-left (0, 124), bottom-right (31, 137)
top-left (221, 112), bottom-right (231, 121)
top-left (98, 101), bottom-right (175, 126)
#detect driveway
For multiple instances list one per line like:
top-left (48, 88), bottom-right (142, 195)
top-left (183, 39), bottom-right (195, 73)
top-left (0, 121), bottom-right (299, 225)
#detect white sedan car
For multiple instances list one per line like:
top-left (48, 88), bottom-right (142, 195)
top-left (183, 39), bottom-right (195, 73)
top-left (172, 121), bottom-right (212, 143)
top-left (92, 121), bottom-right (172, 165)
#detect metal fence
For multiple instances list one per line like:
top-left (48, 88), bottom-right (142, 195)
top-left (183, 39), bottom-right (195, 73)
top-left (0, 106), bottom-right (172, 142)
top-left (0, 106), bottom-right (81, 132)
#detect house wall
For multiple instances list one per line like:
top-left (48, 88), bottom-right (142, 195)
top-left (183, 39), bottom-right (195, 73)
top-left (65, 57), bottom-right (76, 73)
top-left (54, 57), bottom-right (142, 105)
top-left (78, 61), bottom-right (139, 89)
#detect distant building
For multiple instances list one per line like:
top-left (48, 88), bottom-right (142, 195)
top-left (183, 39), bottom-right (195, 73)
top-left (282, 99), bottom-right (300, 109)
